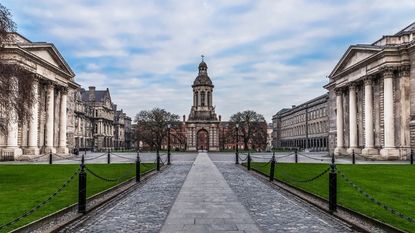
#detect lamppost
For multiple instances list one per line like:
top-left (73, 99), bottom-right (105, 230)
top-left (235, 123), bottom-right (239, 164)
top-left (167, 123), bottom-right (171, 165)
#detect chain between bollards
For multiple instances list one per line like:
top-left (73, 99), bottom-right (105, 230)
top-left (78, 154), bottom-right (87, 214)
top-left (156, 150), bottom-right (160, 171)
top-left (49, 151), bottom-right (52, 164)
top-left (107, 149), bottom-right (111, 164)
top-left (167, 126), bottom-right (171, 165)
top-left (269, 152), bottom-right (276, 182)
top-left (247, 152), bottom-right (251, 171)
top-left (136, 151), bottom-right (141, 182)
top-left (329, 162), bottom-right (337, 212)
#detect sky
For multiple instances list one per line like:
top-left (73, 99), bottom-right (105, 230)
top-left (3, 0), bottom-right (415, 122)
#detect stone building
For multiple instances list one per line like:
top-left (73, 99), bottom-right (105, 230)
top-left (114, 107), bottom-right (132, 149)
top-left (0, 33), bottom-right (79, 159)
top-left (272, 94), bottom-right (329, 151)
top-left (324, 23), bottom-right (415, 160)
top-left (74, 90), bottom-right (94, 150)
top-left (124, 115), bottom-right (132, 149)
top-left (185, 58), bottom-right (220, 151)
top-left (80, 87), bottom-right (115, 151)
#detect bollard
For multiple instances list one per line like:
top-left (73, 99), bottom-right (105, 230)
top-left (331, 153), bottom-right (335, 164)
top-left (49, 151), bottom-right (52, 164)
top-left (156, 150), bottom-right (160, 171)
top-left (329, 163), bottom-right (337, 212)
top-left (295, 149), bottom-right (298, 163)
top-left (107, 149), bottom-right (111, 164)
top-left (352, 149), bottom-right (355, 165)
top-left (235, 151), bottom-right (239, 165)
top-left (78, 154), bottom-right (87, 213)
top-left (411, 149), bottom-right (414, 165)
top-left (247, 152), bottom-right (251, 171)
top-left (269, 154), bottom-right (276, 182)
top-left (136, 151), bottom-right (141, 182)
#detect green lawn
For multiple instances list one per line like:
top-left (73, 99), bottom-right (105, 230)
top-left (250, 162), bottom-right (415, 233)
top-left (0, 163), bottom-right (155, 232)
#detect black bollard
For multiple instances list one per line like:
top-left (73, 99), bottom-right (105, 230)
top-left (136, 151), bottom-right (141, 182)
top-left (329, 163), bottom-right (337, 212)
top-left (235, 151), bottom-right (239, 165)
top-left (411, 149), bottom-right (414, 165)
top-left (352, 149), bottom-right (355, 164)
top-left (247, 152), bottom-right (251, 171)
top-left (49, 151), bottom-right (52, 164)
top-left (107, 149), bottom-right (111, 164)
top-left (156, 150), bottom-right (160, 171)
top-left (78, 154), bottom-right (87, 213)
top-left (295, 149), bottom-right (298, 163)
top-left (269, 154), bottom-right (276, 182)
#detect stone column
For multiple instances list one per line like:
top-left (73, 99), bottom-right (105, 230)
top-left (4, 77), bottom-right (23, 158)
top-left (347, 84), bottom-right (360, 154)
top-left (362, 78), bottom-right (377, 156)
top-left (45, 83), bottom-right (56, 153)
top-left (334, 89), bottom-right (346, 155)
top-left (57, 88), bottom-right (68, 154)
top-left (25, 80), bottom-right (40, 155)
top-left (380, 68), bottom-right (399, 159)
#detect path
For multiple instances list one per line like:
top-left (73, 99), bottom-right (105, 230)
top-left (160, 152), bottom-right (261, 233)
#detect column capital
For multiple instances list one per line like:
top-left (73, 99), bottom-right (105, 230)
top-left (398, 65), bottom-right (410, 77)
top-left (58, 86), bottom-right (69, 94)
top-left (363, 76), bottom-right (373, 86)
top-left (334, 88), bottom-right (344, 95)
top-left (381, 66), bottom-right (396, 79)
top-left (349, 82), bottom-right (357, 91)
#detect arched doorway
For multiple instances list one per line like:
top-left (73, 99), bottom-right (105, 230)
top-left (197, 129), bottom-right (209, 151)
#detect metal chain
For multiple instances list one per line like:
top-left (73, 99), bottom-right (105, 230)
top-left (338, 169), bottom-right (415, 224)
top-left (297, 152), bottom-right (331, 162)
top-left (277, 166), bottom-right (330, 183)
top-left (110, 153), bottom-right (137, 161)
top-left (85, 166), bottom-right (135, 183)
top-left (0, 168), bottom-right (80, 231)
top-left (251, 159), bottom-right (272, 168)
top-left (238, 154), bottom-right (248, 161)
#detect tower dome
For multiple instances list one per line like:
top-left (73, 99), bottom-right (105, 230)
top-left (193, 56), bottom-right (213, 87)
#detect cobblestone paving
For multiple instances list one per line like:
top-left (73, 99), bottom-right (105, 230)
top-left (61, 163), bottom-right (192, 233)
top-left (216, 163), bottom-right (357, 233)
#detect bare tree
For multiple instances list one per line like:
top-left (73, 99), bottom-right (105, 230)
top-left (226, 110), bottom-right (267, 151)
top-left (0, 3), bottom-right (36, 132)
top-left (134, 108), bottom-right (180, 152)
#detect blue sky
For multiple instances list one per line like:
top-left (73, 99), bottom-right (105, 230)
top-left (3, 0), bottom-right (415, 121)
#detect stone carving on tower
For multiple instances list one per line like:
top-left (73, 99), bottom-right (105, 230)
top-left (186, 56), bottom-right (220, 151)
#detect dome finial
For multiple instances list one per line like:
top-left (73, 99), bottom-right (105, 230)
top-left (201, 54), bottom-right (204, 62)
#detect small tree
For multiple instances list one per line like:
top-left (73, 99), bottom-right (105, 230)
top-left (226, 110), bottom-right (267, 151)
top-left (0, 3), bottom-right (36, 132)
top-left (134, 108), bottom-right (180, 152)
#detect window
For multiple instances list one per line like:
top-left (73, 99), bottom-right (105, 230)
top-left (201, 91), bottom-right (206, 106)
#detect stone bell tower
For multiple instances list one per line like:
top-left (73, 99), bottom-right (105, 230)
top-left (186, 56), bottom-right (220, 151)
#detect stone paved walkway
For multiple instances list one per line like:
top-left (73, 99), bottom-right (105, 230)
top-left (160, 152), bottom-right (261, 233)
top-left (60, 163), bottom-right (192, 233)
top-left (215, 162), bottom-right (357, 233)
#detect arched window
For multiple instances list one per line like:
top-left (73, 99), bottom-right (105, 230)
top-left (207, 92), bottom-right (211, 106)
top-left (201, 91), bottom-right (205, 106)
top-left (195, 91), bottom-right (198, 106)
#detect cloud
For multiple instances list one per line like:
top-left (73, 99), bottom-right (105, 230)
top-left (3, 0), bottom-right (415, 121)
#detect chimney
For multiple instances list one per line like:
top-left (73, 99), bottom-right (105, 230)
top-left (183, 115), bottom-right (186, 122)
top-left (88, 86), bottom-right (96, 101)
top-left (292, 105), bottom-right (296, 108)
top-left (219, 115), bottom-right (221, 122)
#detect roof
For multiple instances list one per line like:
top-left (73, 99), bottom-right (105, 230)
top-left (81, 89), bottom-right (110, 102)
top-left (193, 60), bottom-right (213, 87)
top-left (394, 22), bottom-right (415, 36)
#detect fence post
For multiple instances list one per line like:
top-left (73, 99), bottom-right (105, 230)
top-left (352, 149), bottom-right (355, 165)
top-left (49, 151), bottom-right (52, 164)
top-left (329, 163), bottom-right (337, 212)
top-left (156, 150), bottom-right (160, 171)
top-left (269, 153), bottom-right (276, 182)
top-left (411, 149), bottom-right (414, 165)
top-left (247, 152), bottom-right (251, 171)
top-left (295, 149), bottom-right (298, 163)
top-left (107, 149), bottom-right (111, 164)
top-left (136, 151), bottom-right (141, 182)
top-left (78, 154), bottom-right (87, 213)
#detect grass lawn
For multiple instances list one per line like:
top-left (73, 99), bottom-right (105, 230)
top-left (0, 163), bottom-right (155, 232)
top-left (250, 162), bottom-right (415, 232)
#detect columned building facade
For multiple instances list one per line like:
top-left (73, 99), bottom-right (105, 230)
top-left (0, 33), bottom-right (78, 159)
top-left (186, 58), bottom-right (220, 151)
top-left (272, 94), bottom-right (329, 151)
top-left (325, 23), bottom-right (415, 160)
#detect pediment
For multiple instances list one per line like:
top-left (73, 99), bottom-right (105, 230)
top-left (20, 44), bottom-right (75, 77)
top-left (330, 45), bottom-right (382, 77)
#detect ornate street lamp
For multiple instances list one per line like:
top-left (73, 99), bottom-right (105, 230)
top-left (235, 123), bottom-right (239, 164)
top-left (167, 123), bottom-right (171, 165)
